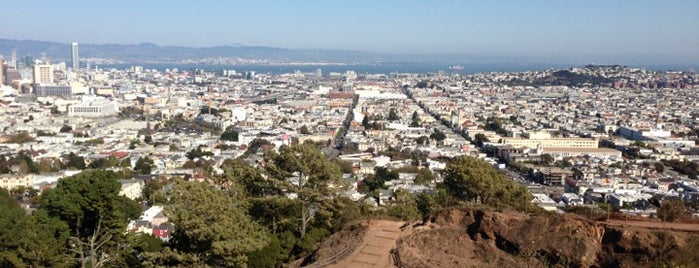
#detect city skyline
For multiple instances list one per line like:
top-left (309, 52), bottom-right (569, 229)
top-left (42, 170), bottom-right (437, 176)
top-left (2, 0), bottom-right (698, 64)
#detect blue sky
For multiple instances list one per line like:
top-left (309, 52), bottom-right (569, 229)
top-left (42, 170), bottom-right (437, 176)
top-left (3, 0), bottom-right (698, 62)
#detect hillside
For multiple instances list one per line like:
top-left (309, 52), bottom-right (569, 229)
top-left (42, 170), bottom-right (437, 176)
top-left (0, 39), bottom-right (388, 63)
top-left (305, 207), bottom-right (699, 268)
top-left (1, 39), bottom-right (482, 64)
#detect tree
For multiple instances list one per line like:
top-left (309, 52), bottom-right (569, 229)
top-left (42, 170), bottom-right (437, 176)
top-left (220, 127), bottom-right (239, 141)
top-left (443, 156), bottom-right (531, 210)
top-left (149, 181), bottom-right (269, 267)
top-left (38, 170), bottom-right (141, 268)
top-left (142, 179), bottom-right (164, 205)
top-left (186, 147), bottom-right (214, 160)
top-left (134, 156), bottom-right (155, 174)
top-left (388, 189), bottom-right (421, 221)
top-left (182, 160), bottom-right (197, 169)
top-left (245, 138), bottom-right (273, 155)
top-left (89, 156), bottom-right (118, 169)
top-left (5, 132), bottom-right (36, 144)
top-left (657, 198), bottom-right (687, 222)
top-left (388, 108), bottom-right (399, 121)
top-left (415, 135), bottom-right (429, 146)
top-left (361, 115), bottom-right (370, 128)
top-left (416, 189), bottom-right (448, 218)
top-left (13, 151), bottom-right (40, 174)
top-left (1, 189), bottom-right (71, 267)
top-left (333, 159), bottom-right (355, 174)
top-left (129, 139), bottom-right (140, 150)
top-left (220, 158), bottom-right (279, 197)
top-left (264, 143), bottom-right (342, 239)
top-left (414, 168), bottom-right (434, 185)
top-left (299, 125), bottom-right (311, 135)
top-left (361, 167), bottom-right (398, 205)
top-left (654, 162), bottom-right (665, 173)
top-left (60, 125), bottom-right (73, 133)
top-left (430, 128), bottom-right (446, 142)
top-left (410, 111), bottom-right (420, 127)
top-left (540, 154), bottom-right (555, 165)
top-left (143, 135), bottom-right (153, 144)
top-left (64, 152), bottom-right (86, 170)
top-left (474, 133), bottom-right (489, 147)
top-left (484, 117), bottom-right (507, 135)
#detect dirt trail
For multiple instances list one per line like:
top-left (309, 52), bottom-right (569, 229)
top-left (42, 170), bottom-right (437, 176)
top-left (327, 220), bottom-right (406, 268)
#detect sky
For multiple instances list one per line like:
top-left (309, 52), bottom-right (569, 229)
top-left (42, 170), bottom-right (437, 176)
top-left (3, 0), bottom-right (698, 63)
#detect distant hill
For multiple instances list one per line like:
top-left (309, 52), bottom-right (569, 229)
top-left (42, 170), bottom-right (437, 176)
top-left (0, 38), bottom-right (530, 65)
top-left (4, 39), bottom-right (692, 67)
top-left (0, 39), bottom-right (398, 63)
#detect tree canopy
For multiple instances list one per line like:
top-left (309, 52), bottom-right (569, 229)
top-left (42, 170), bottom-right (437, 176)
top-left (38, 170), bottom-right (141, 267)
top-left (443, 156), bottom-right (531, 210)
top-left (410, 111), bottom-right (421, 127)
top-left (430, 128), bottom-right (446, 142)
top-left (220, 126), bottom-right (239, 141)
top-left (1, 188), bottom-right (71, 267)
top-left (388, 108), bottom-right (399, 121)
top-left (265, 143), bottom-right (342, 239)
top-left (150, 181), bottom-right (269, 267)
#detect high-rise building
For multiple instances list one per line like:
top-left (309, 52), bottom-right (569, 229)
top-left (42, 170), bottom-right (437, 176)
top-left (0, 60), bottom-right (4, 85)
top-left (33, 64), bottom-right (54, 85)
top-left (71, 42), bottom-right (79, 70)
top-left (3, 66), bottom-right (20, 85)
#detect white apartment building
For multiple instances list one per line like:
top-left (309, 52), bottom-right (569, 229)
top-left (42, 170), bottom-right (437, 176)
top-left (0, 174), bottom-right (34, 190)
top-left (68, 96), bottom-right (119, 117)
top-left (33, 64), bottom-right (54, 85)
top-left (501, 137), bottom-right (598, 149)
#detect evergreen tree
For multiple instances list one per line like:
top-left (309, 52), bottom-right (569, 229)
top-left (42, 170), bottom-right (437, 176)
top-left (388, 108), bottom-right (399, 121)
top-left (410, 111), bottom-right (420, 127)
top-left (38, 170), bottom-right (141, 268)
top-left (220, 127), bottom-right (239, 141)
top-left (264, 143), bottom-right (342, 239)
top-left (134, 156), bottom-right (155, 174)
top-left (0, 189), bottom-right (71, 267)
top-left (443, 156), bottom-right (531, 210)
top-left (146, 181), bottom-right (269, 267)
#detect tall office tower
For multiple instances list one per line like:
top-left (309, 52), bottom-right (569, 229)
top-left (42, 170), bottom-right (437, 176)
top-left (11, 50), bottom-right (17, 68)
top-left (33, 64), bottom-right (54, 85)
top-left (71, 42), bottom-right (79, 70)
top-left (0, 60), bottom-right (4, 85)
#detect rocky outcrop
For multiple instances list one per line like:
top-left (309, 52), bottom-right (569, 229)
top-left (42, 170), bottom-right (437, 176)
top-left (394, 207), bottom-right (699, 268)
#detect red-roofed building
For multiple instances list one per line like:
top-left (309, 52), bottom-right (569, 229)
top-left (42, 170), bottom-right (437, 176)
top-left (100, 151), bottom-right (129, 159)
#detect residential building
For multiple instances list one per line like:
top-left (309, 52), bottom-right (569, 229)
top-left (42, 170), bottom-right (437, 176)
top-left (0, 174), bottom-right (34, 190)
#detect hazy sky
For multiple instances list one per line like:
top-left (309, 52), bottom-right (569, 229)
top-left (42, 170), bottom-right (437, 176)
top-left (3, 0), bottom-right (698, 61)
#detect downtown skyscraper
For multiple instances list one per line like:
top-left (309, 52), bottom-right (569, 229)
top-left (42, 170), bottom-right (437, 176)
top-left (71, 42), bottom-right (79, 70)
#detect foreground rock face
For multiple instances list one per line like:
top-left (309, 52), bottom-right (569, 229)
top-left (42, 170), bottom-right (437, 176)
top-left (394, 207), bottom-right (699, 268)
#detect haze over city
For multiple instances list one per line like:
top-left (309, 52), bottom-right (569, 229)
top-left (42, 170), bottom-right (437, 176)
top-left (3, 0), bottom-right (699, 65)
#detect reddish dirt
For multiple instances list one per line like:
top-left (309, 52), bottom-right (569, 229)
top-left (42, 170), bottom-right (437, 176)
top-left (308, 207), bottom-right (699, 268)
top-left (393, 207), bottom-right (699, 268)
top-left (603, 219), bottom-right (699, 232)
top-left (327, 220), bottom-right (408, 268)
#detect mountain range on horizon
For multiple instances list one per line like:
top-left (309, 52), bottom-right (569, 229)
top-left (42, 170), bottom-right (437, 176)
top-left (0, 38), bottom-right (697, 68)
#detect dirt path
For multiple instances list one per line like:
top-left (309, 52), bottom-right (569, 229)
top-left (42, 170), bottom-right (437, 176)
top-left (603, 219), bottom-right (699, 232)
top-left (327, 220), bottom-right (406, 268)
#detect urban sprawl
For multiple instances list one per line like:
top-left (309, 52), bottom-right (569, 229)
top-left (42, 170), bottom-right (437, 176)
top-left (1, 45), bottom-right (699, 240)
